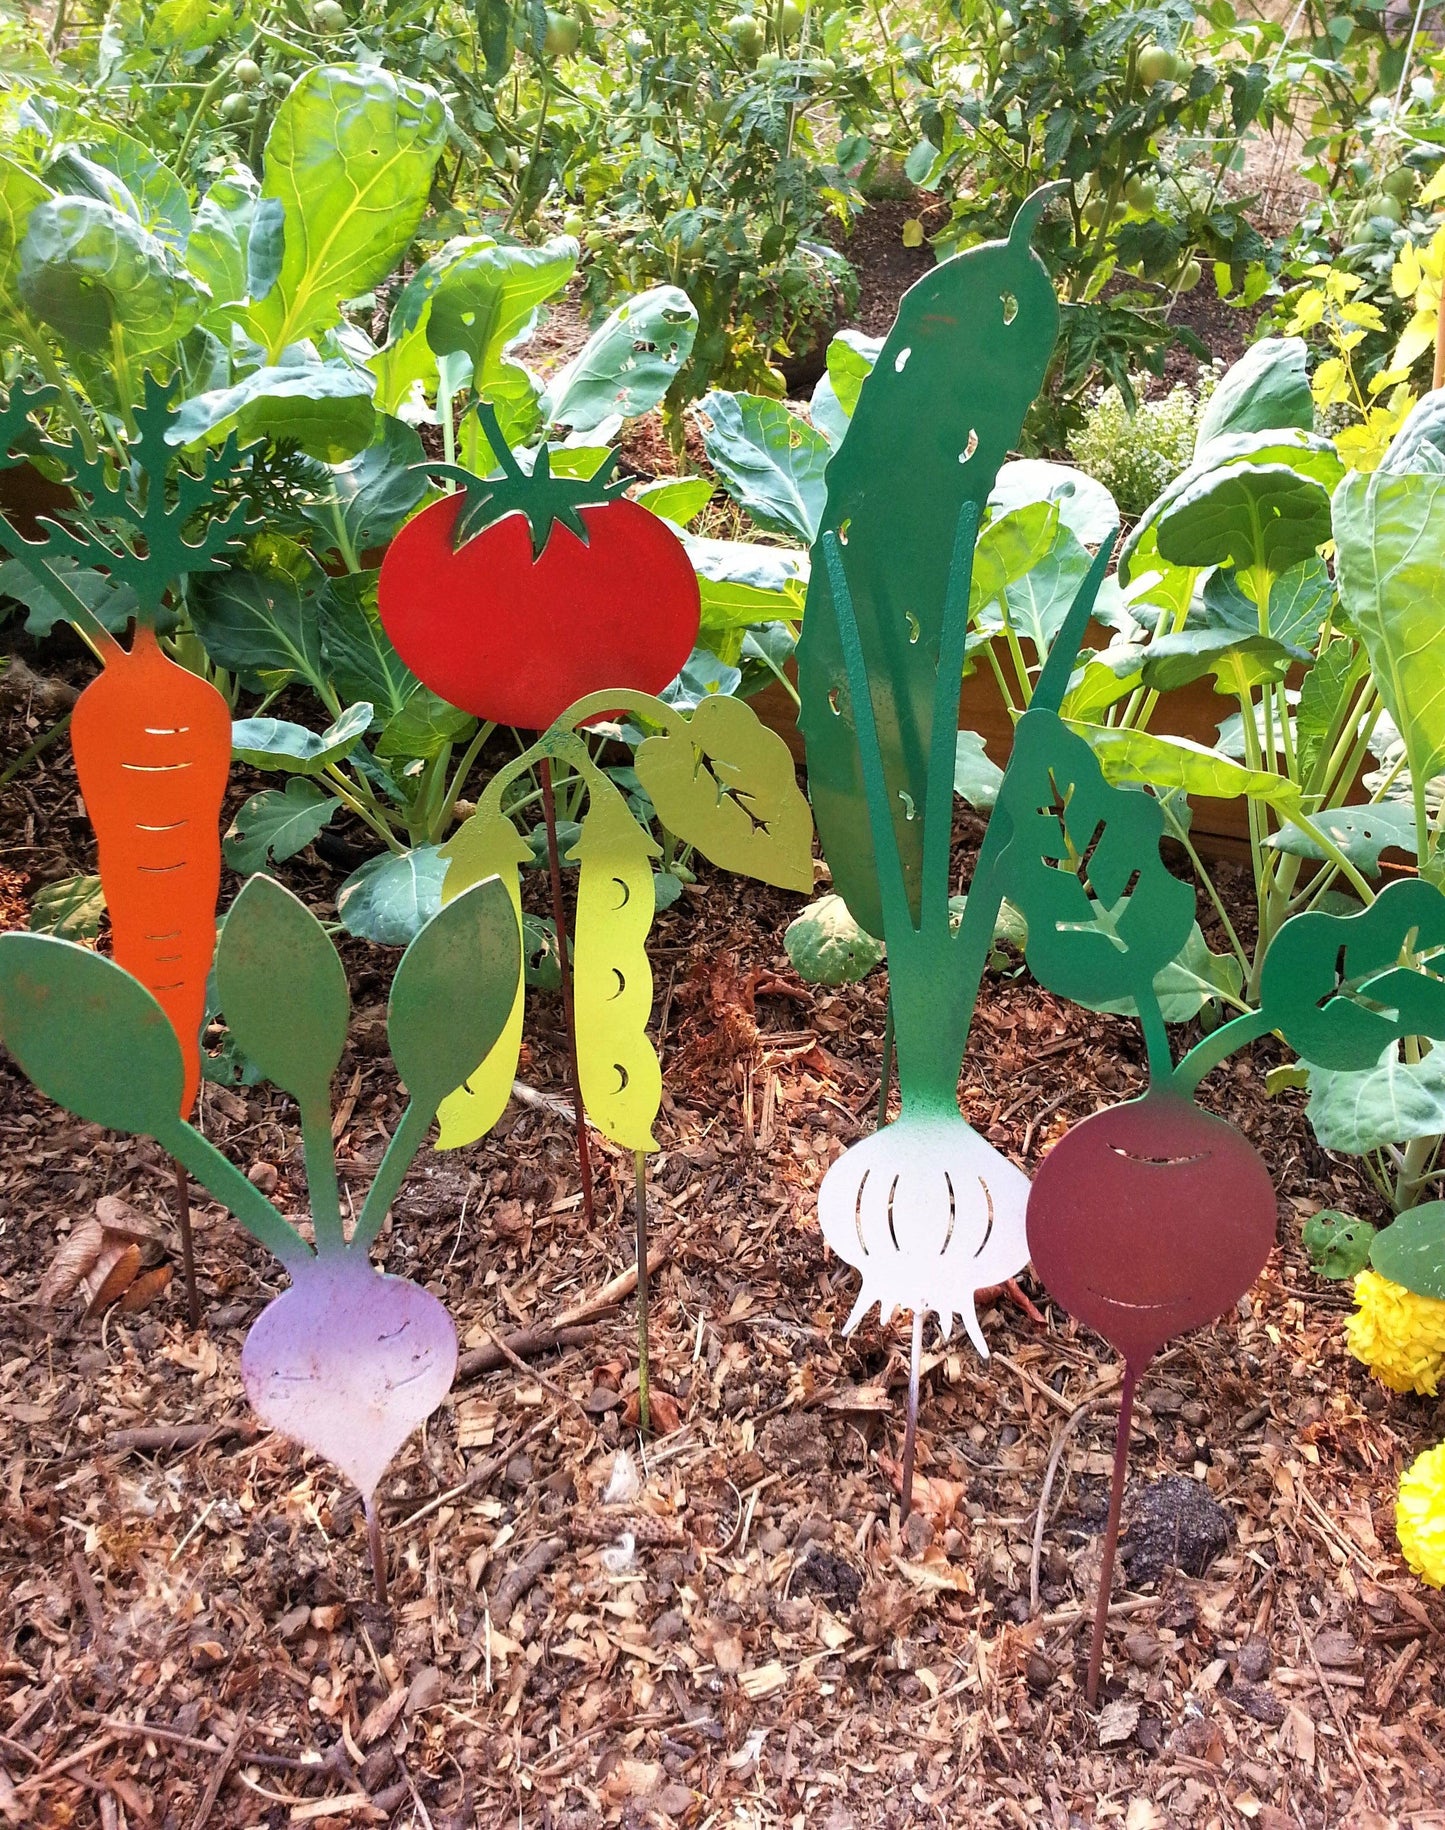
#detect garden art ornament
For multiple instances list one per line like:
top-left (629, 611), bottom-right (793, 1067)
top-left (0, 874), bottom-right (518, 1600)
top-left (797, 185), bottom-right (1117, 1514)
top-left (0, 378), bottom-right (251, 1323)
top-left (378, 401), bottom-right (815, 1426)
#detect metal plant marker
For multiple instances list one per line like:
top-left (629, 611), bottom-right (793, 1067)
top-left (798, 187), bottom-right (1115, 1520)
top-left (378, 416), bottom-right (814, 1431)
top-left (0, 377), bottom-right (252, 1326)
top-left (0, 875), bottom-right (519, 1601)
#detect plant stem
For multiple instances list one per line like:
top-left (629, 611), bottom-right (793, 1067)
top-left (1087, 1358), bottom-right (1139, 1706)
top-left (540, 755), bottom-right (595, 1229)
top-left (0, 710), bottom-right (72, 787)
top-left (634, 1149), bottom-right (651, 1434)
top-left (900, 1306), bottom-right (923, 1524)
top-left (173, 1155), bottom-right (201, 1329)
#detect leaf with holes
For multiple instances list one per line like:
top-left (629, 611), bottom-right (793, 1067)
top-left (700, 392), bottom-right (830, 543)
top-left (1260, 878), bottom-right (1445, 1071)
top-left (993, 710), bottom-right (1196, 1008)
top-left (634, 695), bottom-right (813, 893)
top-left (223, 780), bottom-right (338, 874)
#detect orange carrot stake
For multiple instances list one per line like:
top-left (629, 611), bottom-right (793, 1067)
top-left (70, 624), bottom-right (231, 1324)
top-left (0, 376), bottom-right (250, 1327)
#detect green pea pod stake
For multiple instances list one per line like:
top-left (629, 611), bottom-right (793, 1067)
top-left (0, 875), bottom-right (518, 1603)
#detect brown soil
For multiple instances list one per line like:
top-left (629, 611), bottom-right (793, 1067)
top-left (3, 638), bottom-right (1443, 1828)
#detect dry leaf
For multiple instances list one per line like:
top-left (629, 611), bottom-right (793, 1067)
top-left (94, 1195), bottom-right (156, 1242)
top-left (599, 1758), bottom-right (664, 1805)
top-left (39, 1220), bottom-right (104, 1307)
top-left (1097, 1697), bottom-right (1140, 1747)
top-left (82, 1240), bottom-right (141, 1317)
top-left (738, 1661), bottom-right (787, 1700)
top-left (358, 1687), bottom-right (407, 1747)
top-left (877, 1455), bottom-right (966, 1526)
top-left (892, 1549), bottom-right (973, 1593)
top-left (116, 1264), bottom-right (172, 1314)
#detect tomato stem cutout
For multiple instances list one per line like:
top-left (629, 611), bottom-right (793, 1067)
top-left (0, 375), bottom-right (253, 1328)
top-left (0, 877), bottom-right (519, 1604)
top-left (377, 402), bottom-right (701, 731)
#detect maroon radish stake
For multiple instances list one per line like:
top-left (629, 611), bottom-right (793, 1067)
top-left (994, 709), bottom-right (1279, 1703)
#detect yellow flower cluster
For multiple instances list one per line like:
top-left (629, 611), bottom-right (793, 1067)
top-left (1346, 1269), bottom-right (1445, 1397)
top-left (1398, 1444), bottom-right (1445, 1589)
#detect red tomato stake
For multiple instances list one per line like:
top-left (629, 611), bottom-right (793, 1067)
top-left (377, 422), bottom-right (701, 732)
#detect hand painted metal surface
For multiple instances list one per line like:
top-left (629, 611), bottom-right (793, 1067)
top-left (1259, 877), bottom-right (1445, 1071)
top-left (797, 188), bottom-right (1065, 940)
top-left (0, 377), bottom-right (248, 1120)
top-left (377, 414), bottom-right (700, 732)
top-left (435, 687), bottom-right (813, 1152)
top-left (0, 877), bottom-right (519, 1596)
top-left (568, 773), bottom-right (662, 1152)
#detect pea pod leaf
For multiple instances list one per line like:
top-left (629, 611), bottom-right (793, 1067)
top-left (0, 932), bottom-right (185, 1136)
top-left (248, 65), bottom-right (448, 361)
top-left (434, 807), bottom-right (530, 1150)
top-left (568, 773), bottom-right (662, 1150)
top-left (1260, 878), bottom-right (1445, 1071)
top-left (635, 695), bottom-right (813, 893)
top-left (1370, 1201), bottom-right (1445, 1301)
top-left (993, 709), bottom-right (1196, 1007)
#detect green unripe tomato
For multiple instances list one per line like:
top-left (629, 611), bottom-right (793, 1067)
top-left (1383, 167), bottom-right (1418, 202)
top-left (234, 55), bottom-right (262, 85)
top-left (1170, 50), bottom-right (1192, 80)
top-left (562, 212), bottom-right (586, 237)
top-left (780, 0), bottom-right (804, 38)
top-left (269, 69), bottom-right (292, 93)
top-left (728, 14), bottom-right (763, 59)
top-left (757, 49), bottom-right (782, 73)
top-left (312, 0), bottom-right (346, 31)
top-left (1176, 257), bottom-right (1202, 292)
top-left (1136, 43), bottom-right (1174, 86)
top-left (1081, 196), bottom-right (1107, 230)
top-left (543, 10), bottom-right (581, 56)
top-left (219, 92), bottom-right (250, 120)
top-left (1125, 174), bottom-right (1157, 211)
top-left (1371, 193), bottom-right (1405, 223)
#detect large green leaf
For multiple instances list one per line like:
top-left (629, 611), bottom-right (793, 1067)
top-left (543, 285), bottom-right (698, 433)
top-left (0, 556), bottom-right (138, 638)
top-left (19, 195), bottom-right (203, 357)
top-left (168, 363), bottom-right (376, 463)
top-left (1200, 554), bottom-right (1334, 649)
top-left (985, 517), bottom-right (1092, 654)
top-left (248, 64), bottom-right (448, 361)
top-left (231, 701), bottom-right (373, 774)
top-left (1075, 723), bottom-right (1302, 810)
top-left (186, 165), bottom-right (259, 310)
top-left (0, 154), bottom-right (50, 332)
top-left (1266, 804), bottom-right (1417, 872)
top-left (1074, 920), bottom-right (1244, 1024)
top-left (1333, 468), bottom-right (1445, 790)
top-left (969, 501), bottom-right (1062, 612)
top-left (1370, 1201), bottom-right (1445, 1301)
top-left (224, 779), bottom-right (338, 873)
top-left (1381, 389), bottom-right (1445, 475)
top-left (810, 330), bottom-right (882, 448)
top-left (1157, 461), bottom-right (1332, 579)
top-left (1119, 429), bottom-right (1344, 585)
top-left (375, 684), bottom-right (475, 763)
top-left (701, 392), bottom-right (830, 542)
top-left (318, 570), bottom-right (416, 716)
top-left (953, 729), bottom-right (1004, 810)
top-left (988, 458), bottom-right (1119, 546)
top-left (337, 845), bottom-right (448, 945)
top-left (785, 894), bottom-right (884, 984)
top-left (1194, 337), bottom-right (1313, 452)
top-left (682, 532), bottom-right (808, 641)
top-left (322, 415), bottom-right (428, 557)
top-left (190, 564), bottom-right (328, 690)
top-left (427, 236), bottom-right (576, 393)
top-left (0, 932), bottom-right (185, 1136)
top-left (1140, 627), bottom-right (1306, 695)
top-left (1306, 1048), bottom-right (1445, 1154)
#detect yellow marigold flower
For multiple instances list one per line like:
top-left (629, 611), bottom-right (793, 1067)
top-left (1346, 1269), bottom-right (1445, 1397)
top-left (1397, 1443), bottom-right (1445, 1588)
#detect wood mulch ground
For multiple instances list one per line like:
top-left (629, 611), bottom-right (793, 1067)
top-left (2, 633), bottom-right (1445, 1830)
